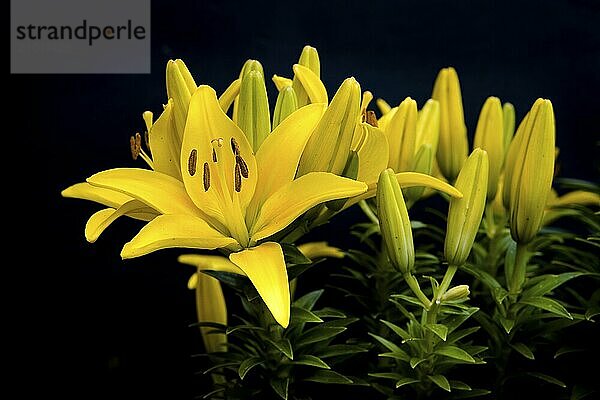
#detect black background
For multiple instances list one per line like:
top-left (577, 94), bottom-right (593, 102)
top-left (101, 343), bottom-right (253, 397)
top-left (12, 0), bottom-right (600, 399)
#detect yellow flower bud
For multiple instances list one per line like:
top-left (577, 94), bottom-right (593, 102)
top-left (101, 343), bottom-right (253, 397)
top-left (385, 97), bottom-right (417, 172)
top-left (166, 59), bottom-right (197, 142)
top-left (272, 86), bottom-right (298, 128)
top-left (432, 67), bottom-right (468, 183)
top-left (232, 59), bottom-right (264, 123)
top-left (377, 168), bottom-right (415, 274)
top-left (503, 99), bottom-right (555, 244)
top-left (404, 144), bottom-right (434, 206)
top-left (189, 272), bottom-right (227, 354)
top-left (441, 285), bottom-right (470, 302)
top-left (297, 77), bottom-right (361, 176)
top-left (415, 99), bottom-right (440, 155)
top-left (292, 45), bottom-right (320, 107)
top-left (473, 96), bottom-right (504, 201)
top-left (445, 148), bottom-right (489, 266)
top-left (237, 69), bottom-right (271, 151)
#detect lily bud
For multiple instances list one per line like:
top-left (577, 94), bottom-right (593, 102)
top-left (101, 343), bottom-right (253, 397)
top-left (188, 272), bottom-right (227, 354)
top-left (445, 148), bottom-right (489, 266)
top-left (376, 98), bottom-right (392, 115)
top-left (473, 96), bottom-right (504, 201)
top-left (441, 284), bottom-right (470, 302)
top-left (504, 99), bottom-right (555, 244)
top-left (502, 102), bottom-right (516, 158)
top-left (431, 67), bottom-right (468, 183)
top-left (237, 69), bottom-right (272, 151)
top-left (377, 168), bottom-right (415, 274)
top-left (166, 59), bottom-right (197, 142)
top-left (297, 77), bottom-right (361, 176)
top-left (232, 59), bottom-right (264, 123)
top-left (415, 99), bottom-right (440, 155)
top-left (272, 86), bottom-right (298, 128)
top-left (292, 45), bottom-right (320, 107)
top-left (386, 97), bottom-right (417, 172)
top-left (404, 144), bottom-right (434, 206)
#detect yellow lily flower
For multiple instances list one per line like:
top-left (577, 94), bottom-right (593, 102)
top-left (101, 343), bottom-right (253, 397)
top-left (65, 86), bottom-right (367, 328)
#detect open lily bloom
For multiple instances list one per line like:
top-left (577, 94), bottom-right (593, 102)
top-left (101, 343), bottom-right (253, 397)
top-left (63, 86), bottom-right (367, 328)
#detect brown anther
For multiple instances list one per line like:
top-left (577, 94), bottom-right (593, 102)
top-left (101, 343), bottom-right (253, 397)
top-left (236, 155), bottom-right (249, 178)
top-left (365, 111), bottom-right (379, 127)
top-left (130, 133), bottom-right (142, 160)
top-left (188, 149), bottom-right (198, 176)
top-left (212, 148), bottom-right (218, 163)
top-left (144, 130), bottom-right (150, 151)
top-left (234, 163), bottom-right (242, 192)
top-left (203, 162), bottom-right (210, 191)
top-left (230, 137), bottom-right (240, 155)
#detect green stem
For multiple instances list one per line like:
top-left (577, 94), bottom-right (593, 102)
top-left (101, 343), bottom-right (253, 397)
top-left (404, 273), bottom-right (432, 310)
top-left (508, 242), bottom-right (529, 298)
top-left (359, 199), bottom-right (379, 225)
top-left (484, 203), bottom-right (497, 239)
top-left (436, 264), bottom-right (458, 302)
top-left (424, 264), bottom-right (459, 355)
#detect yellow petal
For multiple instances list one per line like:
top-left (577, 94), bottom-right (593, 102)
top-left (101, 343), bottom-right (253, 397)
top-left (385, 97), bottom-right (417, 172)
top-left (85, 200), bottom-right (156, 243)
top-left (298, 241), bottom-right (344, 260)
top-left (251, 172), bottom-right (367, 241)
top-left (121, 215), bottom-right (238, 259)
top-left (272, 74), bottom-right (293, 91)
top-left (166, 59), bottom-right (196, 142)
top-left (377, 106), bottom-right (397, 132)
top-left (61, 182), bottom-right (133, 209)
top-left (247, 103), bottom-right (326, 225)
top-left (147, 99), bottom-right (181, 179)
top-left (181, 86), bottom-right (258, 218)
top-left (218, 78), bottom-right (241, 114)
top-left (87, 168), bottom-right (205, 217)
top-left (229, 242), bottom-right (290, 328)
top-left (376, 98), bottom-right (392, 115)
top-left (345, 171), bottom-right (462, 208)
top-left (179, 254), bottom-right (245, 275)
top-left (351, 123), bottom-right (389, 183)
top-left (292, 64), bottom-right (328, 104)
top-left (196, 273), bottom-right (228, 353)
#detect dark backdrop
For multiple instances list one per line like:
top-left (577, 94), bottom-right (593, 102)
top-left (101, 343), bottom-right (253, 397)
top-left (12, 0), bottom-right (599, 399)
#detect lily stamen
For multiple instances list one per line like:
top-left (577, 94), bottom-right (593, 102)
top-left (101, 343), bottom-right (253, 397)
top-left (203, 162), bottom-right (210, 191)
top-left (188, 149), bottom-right (198, 176)
top-left (130, 132), bottom-right (154, 169)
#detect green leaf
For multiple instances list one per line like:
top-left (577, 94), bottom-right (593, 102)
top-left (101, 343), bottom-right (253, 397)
top-left (281, 243), bottom-right (312, 264)
top-left (526, 371), bottom-right (567, 388)
top-left (368, 333), bottom-right (402, 353)
top-left (498, 315), bottom-right (515, 334)
top-left (287, 263), bottom-right (316, 281)
top-left (450, 380), bottom-right (472, 391)
top-left (294, 289), bottom-right (323, 310)
top-left (296, 327), bottom-right (346, 347)
top-left (447, 326), bottom-right (480, 344)
top-left (379, 351), bottom-right (411, 362)
top-left (238, 357), bottom-right (264, 379)
top-left (410, 357), bottom-right (428, 369)
top-left (570, 384), bottom-right (596, 400)
top-left (291, 306), bottom-right (323, 323)
top-left (316, 344), bottom-right (369, 359)
top-left (434, 345), bottom-right (476, 363)
top-left (522, 272), bottom-right (585, 299)
top-left (396, 377), bottom-right (420, 388)
top-left (313, 307), bottom-right (346, 318)
top-left (266, 338), bottom-right (293, 360)
top-left (519, 297), bottom-right (573, 319)
top-left (381, 319), bottom-right (410, 341)
top-left (392, 294), bottom-right (429, 309)
top-left (428, 374), bottom-right (451, 392)
top-left (451, 389), bottom-right (492, 398)
top-left (226, 325), bottom-right (264, 335)
top-left (554, 346), bottom-right (584, 359)
top-left (368, 372), bottom-right (403, 381)
top-left (270, 378), bottom-right (289, 400)
top-left (304, 370), bottom-right (354, 384)
top-left (425, 323), bottom-right (448, 341)
top-left (444, 307), bottom-right (480, 333)
top-left (511, 342), bottom-right (535, 360)
top-left (292, 355), bottom-right (330, 369)
top-left (202, 270), bottom-right (249, 292)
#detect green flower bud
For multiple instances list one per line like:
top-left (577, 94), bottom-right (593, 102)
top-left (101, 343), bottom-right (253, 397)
top-left (473, 96), bottom-right (504, 201)
top-left (385, 97), bottom-right (417, 172)
top-left (445, 148), bottom-right (489, 266)
top-left (232, 59), bottom-right (264, 123)
top-left (441, 284), bottom-right (470, 302)
top-left (297, 77), bottom-right (361, 176)
top-left (503, 99), bottom-right (555, 244)
top-left (502, 102), bottom-right (516, 158)
top-left (431, 67), bottom-right (468, 183)
top-left (272, 86), bottom-right (298, 128)
top-left (237, 69), bottom-right (271, 152)
top-left (377, 168), bottom-right (415, 274)
top-left (292, 45), bottom-right (320, 107)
